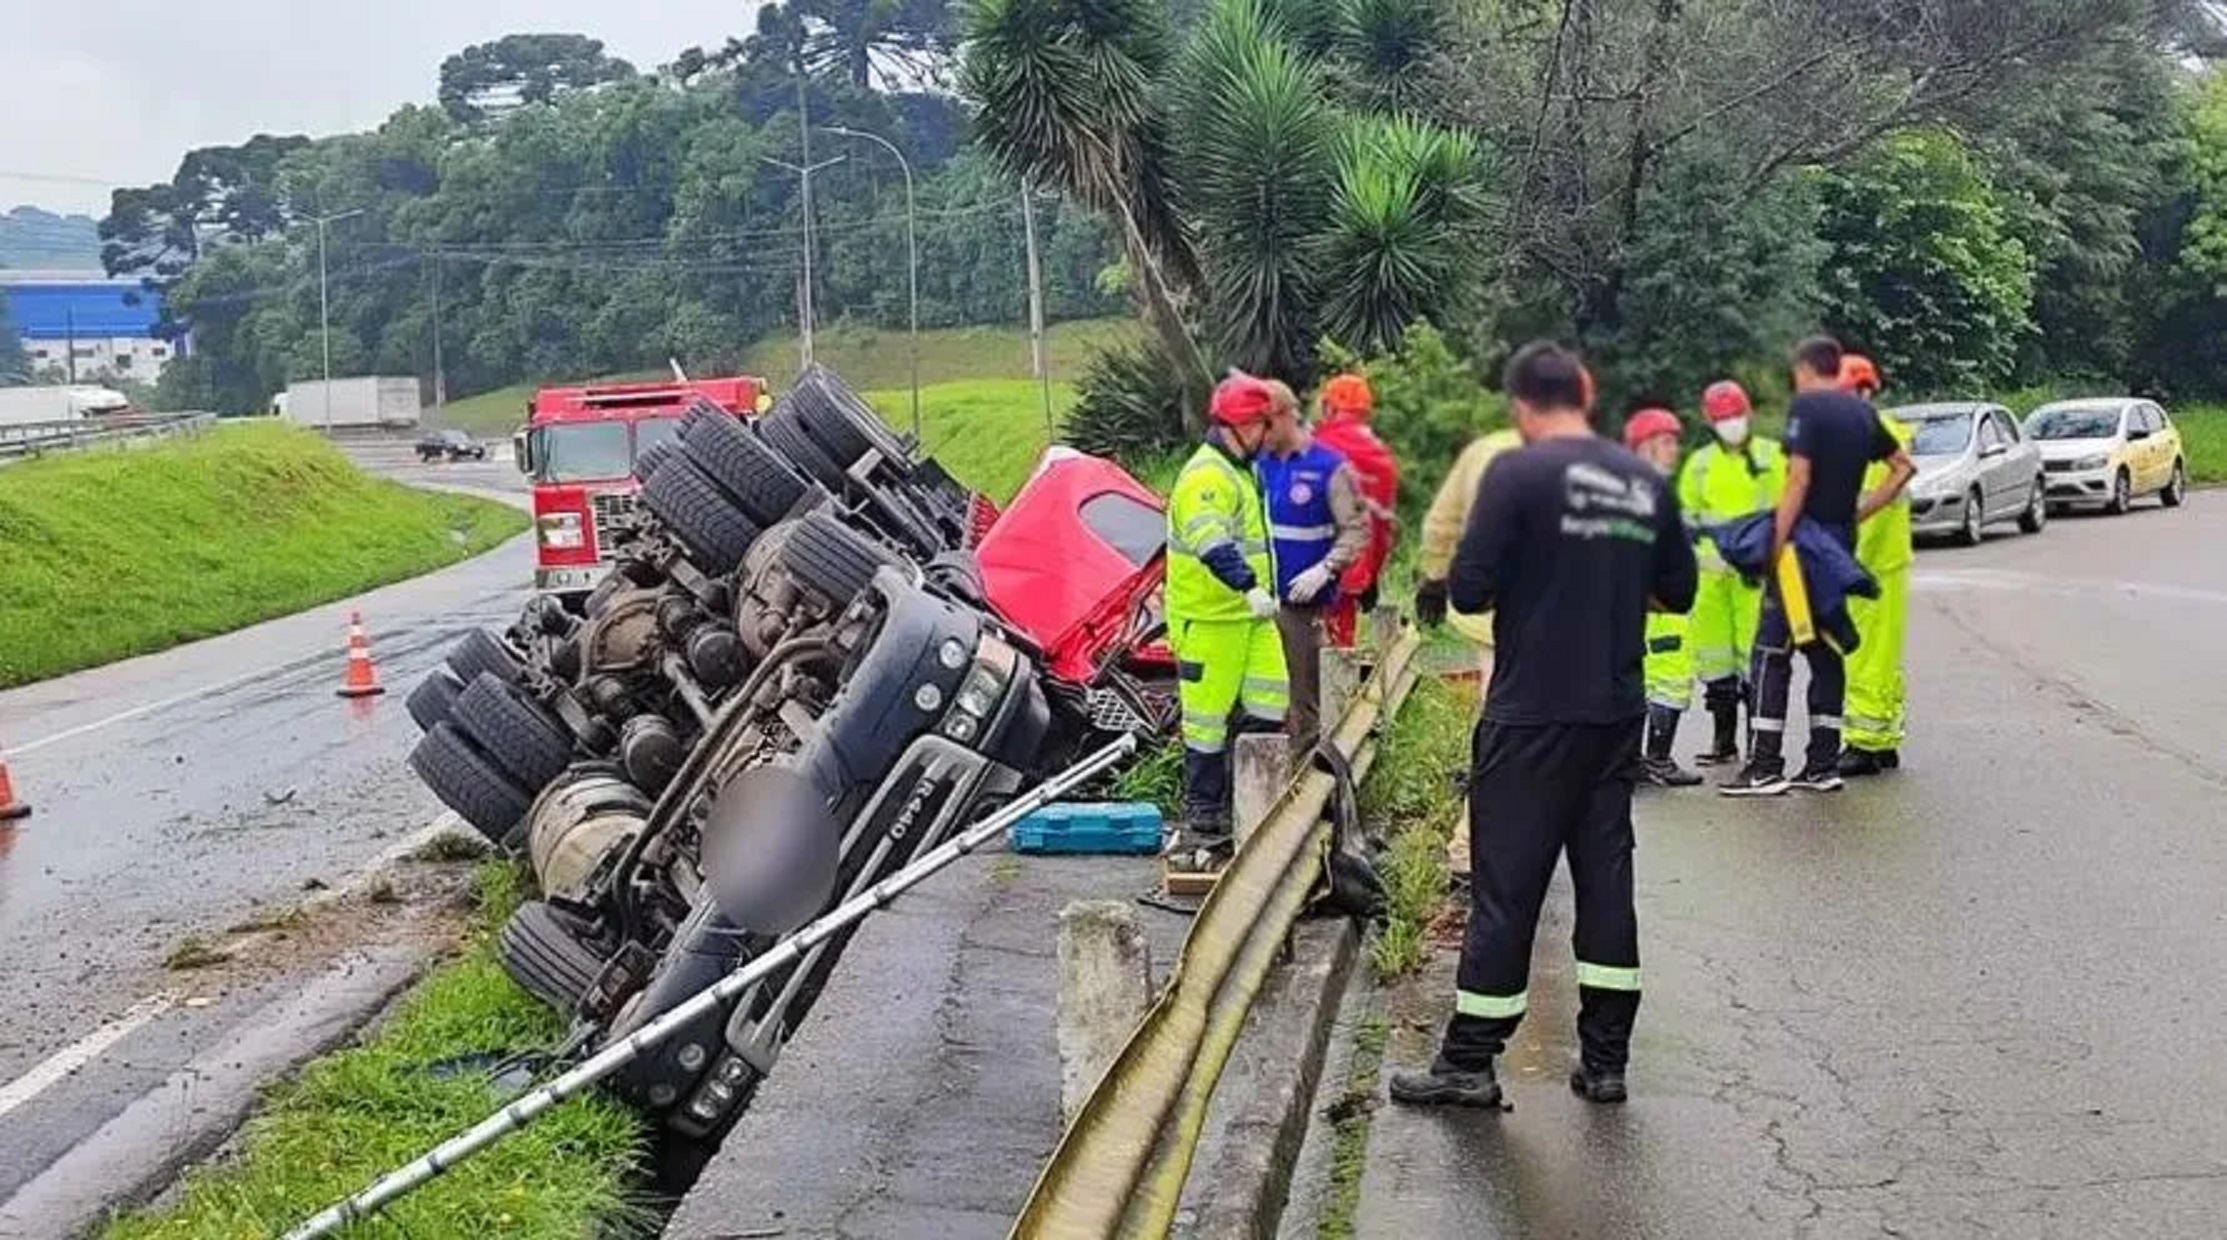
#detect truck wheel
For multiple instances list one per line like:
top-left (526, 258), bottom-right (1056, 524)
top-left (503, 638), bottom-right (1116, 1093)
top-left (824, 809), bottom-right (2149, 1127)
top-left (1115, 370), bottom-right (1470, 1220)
top-left (680, 410), bottom-right (809, 525)
top-left (635, 439), bottom-right (677, 482)
top-left (778, 509), bottom-right (902, 606)
top-left (453, 672), bottom-right (574, 790)
top-left (760, 408), bottom-right (849, 491)
top-left (406, 671), bottom-right (464, 733)
top-left (410, 722), bottom-right (532, 846)
top-left (790, 369), bottom-right (910, 470)
top-left (448, 628), bottom-right (523, 686)
top-left (642, 456), bottom-right (763, 575)
top-left (497, 900), bottom-right (609, 1014)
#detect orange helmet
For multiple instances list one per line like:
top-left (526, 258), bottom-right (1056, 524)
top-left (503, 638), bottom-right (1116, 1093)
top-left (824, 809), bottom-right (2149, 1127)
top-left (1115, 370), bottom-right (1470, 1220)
top-left (1701, 380), bottom-right (1752, 423)
top-left (1209, 373), bottom-right (1278, 427)
top-left (1839, 354), bottom-right (1881, 395)
top-left (1623, 407), bottom-right (1681, 450)
top-left (1320, 373), bottom-right (1373, 419)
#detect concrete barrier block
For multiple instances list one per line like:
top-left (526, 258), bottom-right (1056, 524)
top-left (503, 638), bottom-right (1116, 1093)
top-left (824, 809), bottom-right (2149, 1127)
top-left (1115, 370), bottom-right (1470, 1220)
top-left (1320, 648), bottom-right (1363, 729)
top-left (1057, 899), bottom-right (1154, 1123)
top-left (1232, 734), bottom-right (1293, 844)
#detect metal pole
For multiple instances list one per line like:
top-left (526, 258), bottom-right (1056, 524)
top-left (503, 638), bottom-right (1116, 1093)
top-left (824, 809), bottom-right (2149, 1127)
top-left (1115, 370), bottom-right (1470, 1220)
top-left (309, 209), bottom-right (362, 431)
top-left (429, 245), bottom-right (447, 420)
top-left (279, 734), bottom-right (1138, 1240)
top-left (823, 126), bottom-right (920, 440)
top-left (1020, 186), bottom-right (1053, 438)
top-left (763, 155), bottom-right (847, 378)
top-left (798, 65), bottom-right (816, 370)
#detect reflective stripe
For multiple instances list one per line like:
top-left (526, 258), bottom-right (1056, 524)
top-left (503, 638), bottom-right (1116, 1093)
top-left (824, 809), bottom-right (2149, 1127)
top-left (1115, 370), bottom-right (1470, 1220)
top-left (1576, 962), bottom-right (1641, 991)
top-left (1270, 522), bottom-right (1337, 542)
top-left (1455, 990), bottom-right (1527, 1019)
top-left (1752, 717), bottom-right (1786, 733)
top-left (1812, 716), bottom-right (1844, 730)
top-left (1649, 697), bottom-right (1687, 711)
top-left (1242, 677), bottom-right (1289, 697)
top-left (1182, 512), bottom-right (1233, 541)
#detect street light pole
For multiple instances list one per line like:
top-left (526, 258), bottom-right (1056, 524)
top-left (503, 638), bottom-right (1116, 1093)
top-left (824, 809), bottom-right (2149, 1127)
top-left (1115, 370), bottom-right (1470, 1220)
top-left (763, 155), bottom-right (847, 373)
top-left (822, 125), bottom-right (920, 441)
top-left (309, 208), bottom-right (364, 430)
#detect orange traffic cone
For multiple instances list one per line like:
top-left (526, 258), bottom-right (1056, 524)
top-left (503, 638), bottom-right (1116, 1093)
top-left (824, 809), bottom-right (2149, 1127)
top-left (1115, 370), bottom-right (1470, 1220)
top-left (337, 611), bottom-right (387, 699)
top-left (0, 739), bottom-right (30, 822)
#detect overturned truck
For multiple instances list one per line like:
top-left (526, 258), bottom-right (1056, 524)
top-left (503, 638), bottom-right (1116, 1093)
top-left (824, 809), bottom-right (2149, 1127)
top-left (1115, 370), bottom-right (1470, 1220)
top-left (403, 367), bottom-right (1174, 1150)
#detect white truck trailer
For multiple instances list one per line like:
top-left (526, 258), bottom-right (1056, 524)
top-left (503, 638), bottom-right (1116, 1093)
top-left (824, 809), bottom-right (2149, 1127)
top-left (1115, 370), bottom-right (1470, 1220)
top-left (0, 385), bottom-right (133, 426)
top-left (273, 377), bottom-right (420, 430)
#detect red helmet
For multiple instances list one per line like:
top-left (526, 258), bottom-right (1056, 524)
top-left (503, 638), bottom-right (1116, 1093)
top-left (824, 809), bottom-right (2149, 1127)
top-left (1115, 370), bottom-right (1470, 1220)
top-left (1209, 374), bottom-right (1278, 428)
top-left (1320, 373), bottom-right (1373, 419)
top-left (1840, 354), bottom-right (1881, 395)
top-left (1623, 407), bottom-right (1682, 450)
top-left (1701, 380), bottom-right (1752, 423)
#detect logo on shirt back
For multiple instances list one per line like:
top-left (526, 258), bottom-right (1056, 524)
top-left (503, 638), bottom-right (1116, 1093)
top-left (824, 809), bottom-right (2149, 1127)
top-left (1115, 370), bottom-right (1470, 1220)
top-left (1560, 462), bottom-right (1659, 544)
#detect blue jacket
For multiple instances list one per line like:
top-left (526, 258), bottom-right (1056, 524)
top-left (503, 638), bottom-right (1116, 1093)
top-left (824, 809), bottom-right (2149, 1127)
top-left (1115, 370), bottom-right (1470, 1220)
top-left (1709, 513), bottom-right (1878, 653)
top-left (1258, 440), bottom-right (1349, 601)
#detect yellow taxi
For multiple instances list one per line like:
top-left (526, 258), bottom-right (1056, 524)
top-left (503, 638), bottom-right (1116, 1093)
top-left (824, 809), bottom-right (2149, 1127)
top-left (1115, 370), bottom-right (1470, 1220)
top-left (2025, 398), bottom-right (2188, 515)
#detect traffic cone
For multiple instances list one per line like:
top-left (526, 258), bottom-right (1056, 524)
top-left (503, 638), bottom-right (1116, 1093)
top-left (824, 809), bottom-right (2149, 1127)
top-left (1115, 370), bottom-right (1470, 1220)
top-left (337, 611), bottom-right (387, 699)
top-left (0, 739), bottom-right (30, 822)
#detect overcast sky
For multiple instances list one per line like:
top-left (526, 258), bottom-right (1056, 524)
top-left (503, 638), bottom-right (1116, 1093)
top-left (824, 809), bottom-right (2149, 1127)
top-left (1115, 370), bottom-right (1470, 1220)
top-left (0, 0), bottom-right (761, 216)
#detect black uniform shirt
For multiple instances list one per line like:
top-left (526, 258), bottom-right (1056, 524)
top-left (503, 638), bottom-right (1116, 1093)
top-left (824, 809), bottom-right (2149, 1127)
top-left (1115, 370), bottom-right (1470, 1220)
top-left (1448, 435), bottom-right (1699, 726)
top-left (1785, 389), bottom-right (1900, 548)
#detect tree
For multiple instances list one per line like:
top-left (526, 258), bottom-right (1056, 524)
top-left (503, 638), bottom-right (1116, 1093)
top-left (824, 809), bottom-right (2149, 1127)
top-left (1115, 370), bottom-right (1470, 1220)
top-left (438, 34), bottom-right (636, 124)
top-left (0, 292), bottom-right (27, 383)
top-left (99, 134), bottom-right (311, 283)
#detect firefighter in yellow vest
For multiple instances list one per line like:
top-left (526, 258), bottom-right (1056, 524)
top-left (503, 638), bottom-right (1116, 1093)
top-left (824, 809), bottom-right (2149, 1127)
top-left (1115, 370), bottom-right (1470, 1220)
top-left (1837, 354), bottom-right (1911, 776)
top-left (1416, 428), bottom-right (1525, 679)
top-left (1624, 407), bottom-right (1703, 787)
top-left (1678, 380), bottom-right (1788, 766)
top-left (1166, 373), bottom-right (1291, 836)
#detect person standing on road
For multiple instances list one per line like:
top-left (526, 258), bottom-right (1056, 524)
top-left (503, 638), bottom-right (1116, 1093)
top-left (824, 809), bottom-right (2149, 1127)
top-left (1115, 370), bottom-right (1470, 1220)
top-left (1416, 425), bottom-right (1524, 678)
top-left (1836, 355), bottom-right (1914, 777)
top-left (1625, 407), bottom-right (1704, 788)
top-left (1257, 380), bottom-right (1371, 754)
top-left (1678, 380), bottom-right (1788, 768)
top-left (1311, 374), bottom-right (1402, 649)
top-left (1389, 342), bottom-right (1698, 1111)
top-left (1722, 337), bottom-right (1915, 797)
top-left (1165, 374), bottom-right (1291, 837)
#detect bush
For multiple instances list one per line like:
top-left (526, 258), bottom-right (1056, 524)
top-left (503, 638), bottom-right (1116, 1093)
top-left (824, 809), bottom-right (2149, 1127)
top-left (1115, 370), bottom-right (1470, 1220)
top-left (1320, 322), bottom-right (1505, 534)
top-left (1064, 340), bottom-right (1193, 464)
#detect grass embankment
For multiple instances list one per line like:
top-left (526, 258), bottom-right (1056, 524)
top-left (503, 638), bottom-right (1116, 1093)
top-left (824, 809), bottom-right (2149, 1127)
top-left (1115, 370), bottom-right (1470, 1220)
top-left (102, 864), bottom-right (646, 1240)
top-left (864, 378), bottom-right (1078, 502)
top-left (0, 424), bottom-right (526, 689)
top-left (1358, 674), bottom-right (1476, 979)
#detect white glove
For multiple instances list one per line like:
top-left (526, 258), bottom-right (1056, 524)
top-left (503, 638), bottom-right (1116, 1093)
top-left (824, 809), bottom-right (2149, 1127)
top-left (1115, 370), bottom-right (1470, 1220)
top-left (1245, 588), bottom-right (1279, 619)
top-left (1287, 562), bottom-right (1336, 605)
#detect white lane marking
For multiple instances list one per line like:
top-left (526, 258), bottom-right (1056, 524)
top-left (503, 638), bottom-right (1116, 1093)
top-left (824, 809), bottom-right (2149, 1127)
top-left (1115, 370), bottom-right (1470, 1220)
top-left (13, 663), bottom-right (300, 757)
top-left (0, 992), bottom-right (177, 1120)
top-left (1915, 568), bottom-right (2227, 609)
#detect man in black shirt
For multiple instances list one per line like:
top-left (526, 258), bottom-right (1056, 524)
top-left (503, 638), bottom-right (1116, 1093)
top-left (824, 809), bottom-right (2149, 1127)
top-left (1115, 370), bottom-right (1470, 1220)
top-left (1721, 336), bottom-right (1914, 796)
top-left (1389, 342), bottom-right (1697, 1111)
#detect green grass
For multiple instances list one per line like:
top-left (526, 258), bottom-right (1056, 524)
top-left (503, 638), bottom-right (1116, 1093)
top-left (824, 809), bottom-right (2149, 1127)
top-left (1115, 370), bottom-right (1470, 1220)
top-left (744, 317), bottom-right (1136, 392)
top-left (864, 378), bottom-right (1077, 502)
top-left (1317, 1014), bottom-right (1390, 1240)
top-left (1361, 675), bottom-right (1475, 980)
top-left (0, 424), bottom-right (527, 689)
top-left (101, 864), bottom-right (648, 1240)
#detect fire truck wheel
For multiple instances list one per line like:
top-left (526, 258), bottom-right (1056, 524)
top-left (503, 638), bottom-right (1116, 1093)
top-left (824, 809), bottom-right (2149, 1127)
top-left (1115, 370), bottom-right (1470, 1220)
top-left (497, 900), bottom-right (608, 1015)
top-left (406, 671), bottom-right (464, 733)
top-left (454, 673), bottom-right (575, 790)
top-left (642, 456), bottom-right (763, 575)
top-left (409, 722), bottom-right (533, 845)
top-left (791, 369), bottom-right (911, 469)
top-left (448, 628), bottom-right (523, 686)
top-left (680, 410), bottom-right (809, 525)
top-left (759, 408), bottom-right (848, 491)
top-left (779, 509), bottom-right (902, 607)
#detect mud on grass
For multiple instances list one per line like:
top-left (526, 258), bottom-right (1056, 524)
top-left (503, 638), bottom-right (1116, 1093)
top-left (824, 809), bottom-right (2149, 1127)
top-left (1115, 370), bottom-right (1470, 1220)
top-left (102, 863), bottom-right (650, 1240)
top-left (1361, 674), bottom-right (1474, 980)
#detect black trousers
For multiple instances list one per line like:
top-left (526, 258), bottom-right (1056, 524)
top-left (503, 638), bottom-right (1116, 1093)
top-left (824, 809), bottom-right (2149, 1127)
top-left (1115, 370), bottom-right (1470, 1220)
top-left (1748, 590), bottom-right (1845, 775)
top-left (1440, 718), bottom-right (1644, 1074)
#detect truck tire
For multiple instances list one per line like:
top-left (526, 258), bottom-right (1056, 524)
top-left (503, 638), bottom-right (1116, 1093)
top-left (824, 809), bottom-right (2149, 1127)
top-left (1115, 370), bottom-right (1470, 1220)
top-left (680, 410), bottom-right (809, 525)
top-left (497, 900), bottom-right (608, 1014)
top-left (779, 509), bottom-right (902, 606)
top-left (760, 408), bottom-right (849, 491)
top-left (448, 628), bottom-right (522, 686)
top-left (635, 439), bottom-right (677, 482)
top-left (792, 368), bottom-right (909, 468)
top-left (453, 672), bottom-right (574, 790)
top-left (406, 671), bottom-right (463, 733)
top-left (642, 456), bottom-right (763, 575)
top-left (410, 722), bottom-right (532, 846)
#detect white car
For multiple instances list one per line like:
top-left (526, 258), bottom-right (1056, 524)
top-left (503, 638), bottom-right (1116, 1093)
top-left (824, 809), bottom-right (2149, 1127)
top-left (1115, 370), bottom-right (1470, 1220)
top-left (2025, 398), bottom-right (2189, 515)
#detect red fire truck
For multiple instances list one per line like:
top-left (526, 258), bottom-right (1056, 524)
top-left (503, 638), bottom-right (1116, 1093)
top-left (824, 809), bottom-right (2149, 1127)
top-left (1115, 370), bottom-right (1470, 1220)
top-left (512, 376), bottom-right (769, 597)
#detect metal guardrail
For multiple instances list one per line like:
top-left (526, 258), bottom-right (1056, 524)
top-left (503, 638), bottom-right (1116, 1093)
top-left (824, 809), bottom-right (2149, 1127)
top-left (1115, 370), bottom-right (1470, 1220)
top-left (1011, 629), bottom-right (1423, 1240)
top-left (0, 413), bottom-right (218, 464)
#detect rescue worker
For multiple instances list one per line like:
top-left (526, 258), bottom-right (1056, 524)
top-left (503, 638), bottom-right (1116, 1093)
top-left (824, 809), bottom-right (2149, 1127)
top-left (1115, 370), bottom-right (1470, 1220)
top-left (1625, 407), bottom-right (1702, 787)
top-left (1389, 342), bottom-right (1697, 1111)
top-left (1311, 373), bottom-right (1402, 649)
top-left (1165, 373), bottom-right (1291, 836)
top-left (1258, 381), bottom-right (1371, 754)
top-left (1677, 380), bottom-right (1787, 767)
top-left (1837, 354), bottom-right (1911, 777)
top-left (1417, 425), bottom-right (1524, 679)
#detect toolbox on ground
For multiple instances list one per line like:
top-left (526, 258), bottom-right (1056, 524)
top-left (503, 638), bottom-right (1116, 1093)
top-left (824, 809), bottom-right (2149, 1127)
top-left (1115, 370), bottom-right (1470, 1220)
top-left (1008, 802), bottom-right (1165, 855)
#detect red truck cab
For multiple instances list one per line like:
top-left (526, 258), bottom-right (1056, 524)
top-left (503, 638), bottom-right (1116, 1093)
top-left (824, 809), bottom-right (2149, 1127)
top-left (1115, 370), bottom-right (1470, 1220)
top-left (515, 376), bottom-right (768, 598)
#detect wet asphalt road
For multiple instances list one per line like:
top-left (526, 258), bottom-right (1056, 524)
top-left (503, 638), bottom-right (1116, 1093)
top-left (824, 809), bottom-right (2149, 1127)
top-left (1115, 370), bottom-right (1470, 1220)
top-left (1356, 493), bottom-right (2227, 1238)
top-left (0, 445), bottom-right (527, 1202)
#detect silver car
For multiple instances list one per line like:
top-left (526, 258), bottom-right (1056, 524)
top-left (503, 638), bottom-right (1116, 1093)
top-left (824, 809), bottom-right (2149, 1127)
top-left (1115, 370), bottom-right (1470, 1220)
top-left (1891, 402), bottom-right (2048, 545)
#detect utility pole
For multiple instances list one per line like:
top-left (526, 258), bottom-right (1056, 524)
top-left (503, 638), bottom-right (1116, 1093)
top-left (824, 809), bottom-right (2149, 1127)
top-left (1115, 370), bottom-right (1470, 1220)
top-left (1020, 186), bottom-right (1053, 436)
top-left (764, 152), bottom-right (848, 374)
top-left (65, 305), bottom-right (76, 384)
top-left (822, 125), bottom-right (920, 440)
top-left (428, 245), bottom-right (447, 419)
top-left (310, 208), bottom-right (365, 430)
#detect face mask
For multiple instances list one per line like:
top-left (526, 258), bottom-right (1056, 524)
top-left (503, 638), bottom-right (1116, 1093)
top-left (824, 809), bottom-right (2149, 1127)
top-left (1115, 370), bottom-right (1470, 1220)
top-left (1713, 416), bottom-right (1751, 447)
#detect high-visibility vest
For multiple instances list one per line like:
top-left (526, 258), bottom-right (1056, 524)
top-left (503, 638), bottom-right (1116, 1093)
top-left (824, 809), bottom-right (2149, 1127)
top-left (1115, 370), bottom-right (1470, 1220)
top-left (1258, 439), bottom-right (1347, 601)
top-left (1856, 415), bottom-right (1916, 574)
top-left (1679, 437), bottom-right (1788, 569)
top-left (1166, 441), bottom-right (1273, 624)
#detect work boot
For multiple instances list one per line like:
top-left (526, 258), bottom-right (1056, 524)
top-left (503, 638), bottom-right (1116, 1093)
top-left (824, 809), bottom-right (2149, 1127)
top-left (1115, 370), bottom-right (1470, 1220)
top-left (1568, 1061), bottom-right (1629, 1105)
top-left (1389, 1055), bottom-right (1503, 1109)
top-left (1696, 702), bottom-right (1740, 766)
top-left (1642, 756), bottom-right (1703, 788)
top-left (1838, 747), bottom-right (1899, 777)
top-left (1641, 706), bottom-right (1699, 787)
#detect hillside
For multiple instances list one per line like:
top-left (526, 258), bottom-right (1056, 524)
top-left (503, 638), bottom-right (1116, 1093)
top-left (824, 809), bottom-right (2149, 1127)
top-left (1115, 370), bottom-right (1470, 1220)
top-left (0, 206), bottom-right (101, 269)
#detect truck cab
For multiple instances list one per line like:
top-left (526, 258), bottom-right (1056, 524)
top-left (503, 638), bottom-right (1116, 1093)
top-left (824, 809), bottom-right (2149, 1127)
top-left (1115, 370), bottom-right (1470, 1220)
top-left (517, 376), bottom-right (769, 599)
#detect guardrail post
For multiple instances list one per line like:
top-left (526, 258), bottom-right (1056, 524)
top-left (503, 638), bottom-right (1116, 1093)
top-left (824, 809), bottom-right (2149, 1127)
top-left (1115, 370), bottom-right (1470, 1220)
top-left (1319, 648), bottom-right (1363, 733)
top-left (1057, 900), bottom-right (1155, 1124)
top-left (1232, 734), bottom-right (1292, 846)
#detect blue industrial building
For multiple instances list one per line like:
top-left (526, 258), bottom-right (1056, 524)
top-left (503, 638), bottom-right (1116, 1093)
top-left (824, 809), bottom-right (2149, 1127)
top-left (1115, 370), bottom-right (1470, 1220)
top-left (1, 272), bottom-right (178, 381)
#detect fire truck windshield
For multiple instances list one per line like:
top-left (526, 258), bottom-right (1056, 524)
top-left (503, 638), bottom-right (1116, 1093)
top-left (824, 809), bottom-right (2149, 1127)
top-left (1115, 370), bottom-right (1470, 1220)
top-left (532, 422), bottom-right (632, 483)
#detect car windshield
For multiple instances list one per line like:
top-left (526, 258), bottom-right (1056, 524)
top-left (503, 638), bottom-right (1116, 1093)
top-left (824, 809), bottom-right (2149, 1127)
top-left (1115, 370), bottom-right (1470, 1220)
top-left (440, 430), bottom-right (470, 446)
top-left (1911, 413), bottom-right (1974, 456)
top-left (2027, 407), bottom-right (2122, 440)
top-left (534, 422), bottom-right (633, 483)
top-left (634, 417), bottom-right (682, 460)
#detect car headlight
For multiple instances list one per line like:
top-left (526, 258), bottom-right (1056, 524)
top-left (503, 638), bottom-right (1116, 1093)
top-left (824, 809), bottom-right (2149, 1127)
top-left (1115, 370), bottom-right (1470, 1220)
top-left (2072, 454), bottom-right (2110, 472)
top-left (537, 511), bottom-right (586, 549)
